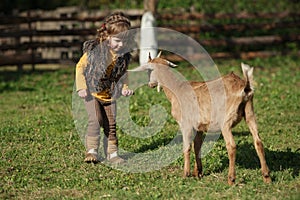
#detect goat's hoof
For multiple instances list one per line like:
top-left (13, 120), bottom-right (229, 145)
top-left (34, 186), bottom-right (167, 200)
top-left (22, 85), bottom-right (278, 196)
top-left (193, 171), bottom-right (203, 179)
top-left (228, 177), bottom-right (235, 185)
top-left (183, 172), bottom-right (191, 178)
top-left (263, 175), bottom-right (272, 183)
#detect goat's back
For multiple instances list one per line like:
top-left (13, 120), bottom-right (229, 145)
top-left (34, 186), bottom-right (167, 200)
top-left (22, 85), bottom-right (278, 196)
top-left (190, 72), bottom-right (248, 132)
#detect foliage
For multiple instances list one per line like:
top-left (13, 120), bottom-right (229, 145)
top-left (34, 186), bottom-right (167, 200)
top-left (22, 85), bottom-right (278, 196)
top-left (0, 55), bottom-right (299, 199)
top-left (1, 0), bottom-right (300, 14)
top-left (1, 0), bottom-right (68, 14)
top-left (191, 0), bottom-right (300, 13)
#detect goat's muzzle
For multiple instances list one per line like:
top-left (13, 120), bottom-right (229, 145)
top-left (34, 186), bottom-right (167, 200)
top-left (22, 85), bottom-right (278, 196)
top-left (148, 82), bottom-right (157, 88)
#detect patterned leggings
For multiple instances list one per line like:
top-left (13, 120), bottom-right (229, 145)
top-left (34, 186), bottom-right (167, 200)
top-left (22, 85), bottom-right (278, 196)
top-left (84, 95), bottom-right (117, 142)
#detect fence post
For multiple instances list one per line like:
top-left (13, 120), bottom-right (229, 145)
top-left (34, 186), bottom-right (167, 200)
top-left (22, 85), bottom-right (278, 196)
top-left (144, 0), bottom-right (158, 14)
top-left (16, 23), bottom-right (23, 71)
top-left (27, 10), bottom-right (35, 71)
top-left (141, 0), bottom-right (158, 65)
top-left (16, 50), bottom-right (23, 71)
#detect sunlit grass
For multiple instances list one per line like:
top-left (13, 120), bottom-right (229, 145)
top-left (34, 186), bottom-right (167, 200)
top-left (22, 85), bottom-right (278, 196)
top-left (0, 56), bottom-right (299, 199)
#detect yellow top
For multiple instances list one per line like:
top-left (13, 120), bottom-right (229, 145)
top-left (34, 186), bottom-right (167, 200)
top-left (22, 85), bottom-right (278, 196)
top-left (75, 49), bottom-right (127, 102)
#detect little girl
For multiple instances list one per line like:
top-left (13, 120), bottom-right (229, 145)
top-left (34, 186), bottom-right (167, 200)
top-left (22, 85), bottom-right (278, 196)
top-left (76, 12), bottom-right (134, 164)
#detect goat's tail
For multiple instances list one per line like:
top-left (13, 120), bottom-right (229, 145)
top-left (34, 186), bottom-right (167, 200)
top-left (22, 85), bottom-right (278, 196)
top-left (241, 62), bottom-right (254, 96)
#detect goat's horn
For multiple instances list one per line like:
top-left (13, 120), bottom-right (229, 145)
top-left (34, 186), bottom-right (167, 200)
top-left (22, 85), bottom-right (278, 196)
top-left (157, 51), bottom-right (162, 58)
top-left (148, 52), bottom-right (152, 62)
top-left (167, 61), bottom-right (178, 68)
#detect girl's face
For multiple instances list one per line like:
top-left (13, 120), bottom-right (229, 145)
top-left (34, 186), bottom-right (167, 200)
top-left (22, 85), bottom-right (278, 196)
top-left (108, 36), bottom-right (124, 52)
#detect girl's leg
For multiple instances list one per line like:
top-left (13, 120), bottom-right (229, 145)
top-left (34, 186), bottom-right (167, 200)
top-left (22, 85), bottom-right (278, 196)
top-left (84, 96), bottom-right (101, 163)
top-left (101, 101), bottom-right (124, 164)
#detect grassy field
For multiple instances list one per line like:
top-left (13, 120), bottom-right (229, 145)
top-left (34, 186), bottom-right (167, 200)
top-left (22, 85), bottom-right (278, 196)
top-left (0, 55), bottom-right (299, 199)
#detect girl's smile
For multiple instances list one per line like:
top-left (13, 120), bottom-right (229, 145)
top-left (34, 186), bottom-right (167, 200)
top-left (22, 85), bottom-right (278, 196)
top-left (108, 36), bottom-right (124, 52)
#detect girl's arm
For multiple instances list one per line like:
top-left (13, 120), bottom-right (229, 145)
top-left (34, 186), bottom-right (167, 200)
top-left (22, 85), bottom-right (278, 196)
top-left (76, 53), bottom-right (88, 98)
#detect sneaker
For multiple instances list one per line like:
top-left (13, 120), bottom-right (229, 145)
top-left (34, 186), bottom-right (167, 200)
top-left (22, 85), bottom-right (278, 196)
top-left (84, 149), bottom-right (99, 163)
top-left (107, 151), bottom-right (125, 164)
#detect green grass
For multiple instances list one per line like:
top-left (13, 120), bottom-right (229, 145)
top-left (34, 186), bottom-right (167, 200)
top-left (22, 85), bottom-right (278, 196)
top-left (0, 55), bottom-right (300, 199)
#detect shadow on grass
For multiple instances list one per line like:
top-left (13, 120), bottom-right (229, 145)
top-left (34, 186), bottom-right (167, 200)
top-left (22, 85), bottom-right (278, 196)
top-left (0, 69), bottom-right (57, 93)
top-left (120, 130), bottom-right (299, 179)
top-left (224, 131), bottom-right (300, 178)
top-left (119, 134), bottom-right (182, 162)
top-left (136, 134), bottom-right (181, 153)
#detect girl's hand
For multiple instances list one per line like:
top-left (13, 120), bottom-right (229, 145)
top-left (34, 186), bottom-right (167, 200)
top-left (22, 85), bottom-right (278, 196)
top-left (122, 89), bottom-right (134, 97)
top-left (78, 89), bottom-right (87, 98)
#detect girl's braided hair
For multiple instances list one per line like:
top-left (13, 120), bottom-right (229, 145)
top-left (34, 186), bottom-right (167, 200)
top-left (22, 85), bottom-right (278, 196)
top-left (96, 12), bottom-right (131, 43)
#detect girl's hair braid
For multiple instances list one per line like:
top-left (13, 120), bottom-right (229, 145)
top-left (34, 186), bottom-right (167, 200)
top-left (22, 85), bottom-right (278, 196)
top-left (97, 12), bottom-right (131, 43)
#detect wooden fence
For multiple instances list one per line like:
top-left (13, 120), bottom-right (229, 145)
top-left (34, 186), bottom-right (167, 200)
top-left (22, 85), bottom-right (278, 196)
top-left (0, 8), bottom-right (299, 69)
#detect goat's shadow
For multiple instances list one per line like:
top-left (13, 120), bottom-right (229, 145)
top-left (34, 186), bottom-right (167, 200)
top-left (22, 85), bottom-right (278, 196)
top-left (216, 131), bottom-right (300, 178)
top-left (122, 130), bottom-right (300, 179)
top-left (119, 134), bottom-right (182, 160)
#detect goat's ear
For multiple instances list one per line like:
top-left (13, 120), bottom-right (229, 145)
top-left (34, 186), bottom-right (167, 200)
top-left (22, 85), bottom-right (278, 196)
top-left (157, 51), bottom-right (162, 58)
top-left (241, 62), bottom-right (251, 77)
top-left (167, 61), bottom-right (178, 68)
top-left (148, 53), bottom-right (152, 62)
top-left (241, 62), bottom-right (250, 71)
top-left (127, 64), bottom-right (152, 72)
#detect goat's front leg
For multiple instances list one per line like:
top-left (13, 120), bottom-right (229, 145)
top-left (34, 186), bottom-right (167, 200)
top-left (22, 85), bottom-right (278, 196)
top-left (183, 145), bottom-right (191, 177)
top-left (182, 128), bottom-right (193, 177)
top-left (193, 131), bottom-right (203, 178)
top-left (222, 127), bottom-right (236, 185)
top-left (245, 100), bottom-right (271, 183)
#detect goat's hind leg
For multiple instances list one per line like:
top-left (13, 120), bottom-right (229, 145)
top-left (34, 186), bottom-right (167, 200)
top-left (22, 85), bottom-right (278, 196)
top-left (222, 127), bottom-right (237, 185)
top-left (245, 101), bottom-right (271, 183)
top-left (193, 131), bottom-right (203, 178)
top-left (182, 128), bottom-right (193, 177)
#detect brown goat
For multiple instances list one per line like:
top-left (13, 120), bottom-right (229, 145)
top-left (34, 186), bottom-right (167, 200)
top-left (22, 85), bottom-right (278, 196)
top-left (129, 53), bottom-right (271, 185)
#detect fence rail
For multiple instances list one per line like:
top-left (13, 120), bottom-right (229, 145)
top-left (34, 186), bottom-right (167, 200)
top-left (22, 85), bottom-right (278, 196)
top-left (0, 8), bottom-right (299, 68)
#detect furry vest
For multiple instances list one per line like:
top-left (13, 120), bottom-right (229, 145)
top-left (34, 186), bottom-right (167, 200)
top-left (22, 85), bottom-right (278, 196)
top-left (82, 40), bottom-right (131, 96)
